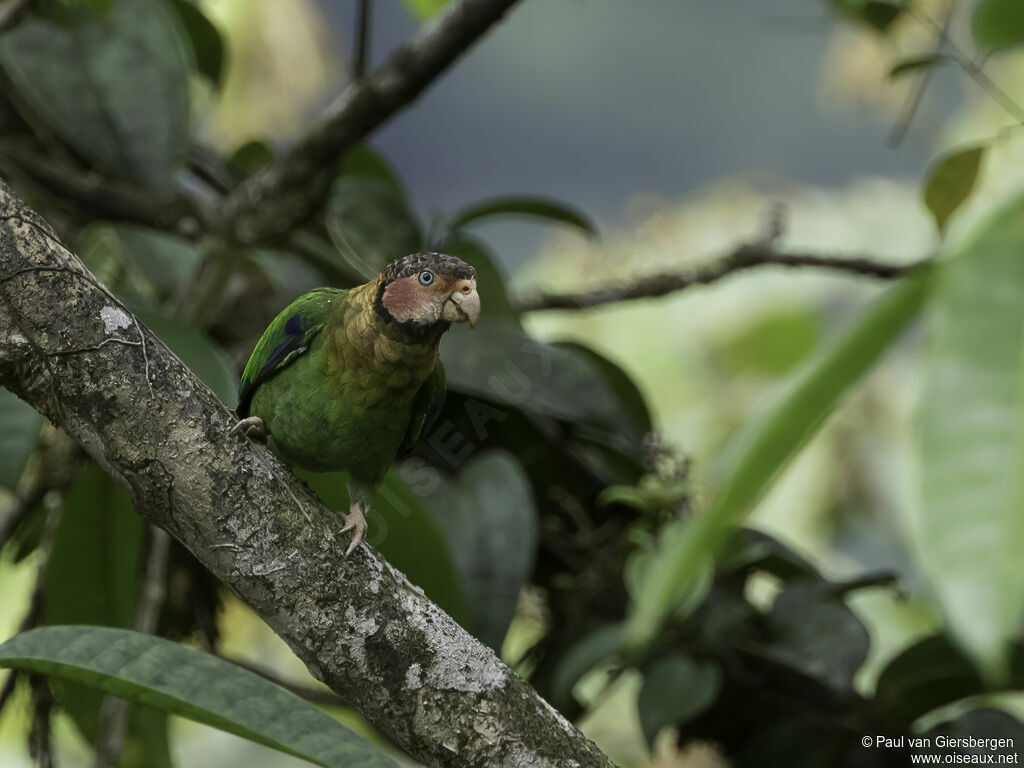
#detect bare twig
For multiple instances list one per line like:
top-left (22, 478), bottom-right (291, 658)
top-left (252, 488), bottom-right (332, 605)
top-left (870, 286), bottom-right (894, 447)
top-left (513, 243), bottom-right (927, 312)
top-left (353, 0), bottom-right (371, 79)
top-left (93, 527), bottom-right (172, 768)
top-left (889, 3), bottom-right (952, 147)
top-left (213, 0), bottom-right (522, 243)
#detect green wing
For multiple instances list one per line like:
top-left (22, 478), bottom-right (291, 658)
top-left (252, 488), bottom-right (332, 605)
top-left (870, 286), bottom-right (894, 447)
top-left (237, 288), bottom-right (340, 417)
top-left (399, 361), bottom-right (447, 455)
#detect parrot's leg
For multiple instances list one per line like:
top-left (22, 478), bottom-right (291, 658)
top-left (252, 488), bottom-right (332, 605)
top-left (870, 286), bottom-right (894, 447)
top-left (341, 499), bottom-right (368, 557)
top-left (231, 415), bottom-right (269, 441)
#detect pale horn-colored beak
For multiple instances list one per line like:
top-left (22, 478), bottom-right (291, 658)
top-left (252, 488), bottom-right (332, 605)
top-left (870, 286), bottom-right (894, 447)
top-left (443, 281), bottom-right (481, 328)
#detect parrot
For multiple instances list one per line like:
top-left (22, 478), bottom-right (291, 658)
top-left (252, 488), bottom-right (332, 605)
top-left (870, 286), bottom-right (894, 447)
top-left (233, 251), bottom-right (481, 555)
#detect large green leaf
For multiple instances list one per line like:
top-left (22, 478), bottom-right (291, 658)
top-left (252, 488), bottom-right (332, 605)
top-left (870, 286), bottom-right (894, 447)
top-left (169, 0), bottom-right (225, 87)
top-left (447, 196), bottom-right (598, 239)
top-left (0, 388), bottom-right (42, 491)
top-left (626, 268), bottom-right (932, 650)
top-left (415, 451), bottom-right (537, 649)
top-left (0, 0), bottom-right (191, 186)
top-left (0, 626), bottom-right (397, 768)
top-left (42, 464), bottom-right (167, 767)
top-left (972, 0), bottom-right (1024, 52)
top-left (915, 195), bottom-right (1024, 681)
top-left (637, 654), bottom-right (720, 746)
top-left (298, 469), bottom-right (468, 625)
top-left (923, 146), bottom-right (986, 236)
top-left (136, 309), bottom-right (238, 407)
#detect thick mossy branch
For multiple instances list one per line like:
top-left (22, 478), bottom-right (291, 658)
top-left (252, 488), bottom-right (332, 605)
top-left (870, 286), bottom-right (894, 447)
top-left (0, 181), bottom-right (613, 768)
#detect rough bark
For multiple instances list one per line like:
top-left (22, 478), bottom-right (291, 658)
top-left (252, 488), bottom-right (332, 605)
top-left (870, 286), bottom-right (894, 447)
top-left (0, 181), bottom-right (614, 767)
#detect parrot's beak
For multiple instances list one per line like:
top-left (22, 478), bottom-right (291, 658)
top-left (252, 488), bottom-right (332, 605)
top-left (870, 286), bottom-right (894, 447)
top-left (444, 280), bottom-right (481, 328)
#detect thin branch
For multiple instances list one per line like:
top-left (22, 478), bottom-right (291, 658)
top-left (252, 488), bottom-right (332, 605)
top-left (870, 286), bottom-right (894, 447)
top-left (513, 243), bottom-right (928, 312)
top-left (94, 528), bottom-right (172, 768)
top-left (889, 3), bottom-right (952, 147)
top-left (213, 0), bottom-right (522, 243)
top-left (353, 0), bottom-right (371, 80)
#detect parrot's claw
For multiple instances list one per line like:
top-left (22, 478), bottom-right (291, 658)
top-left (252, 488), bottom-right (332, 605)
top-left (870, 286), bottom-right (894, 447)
top-left (231, 416), bottom-right (268, 441)
top-left (341, 501), bottom-right (368, 557)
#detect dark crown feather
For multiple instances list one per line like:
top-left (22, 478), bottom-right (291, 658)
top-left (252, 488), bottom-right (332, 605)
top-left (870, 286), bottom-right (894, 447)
top-left (379, 252), bottom-right (476, 284)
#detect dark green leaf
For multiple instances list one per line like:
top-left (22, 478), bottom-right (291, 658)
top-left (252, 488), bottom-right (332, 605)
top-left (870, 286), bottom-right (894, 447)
top-left (888, 53), bottom-right (949, 79)
top-left (719, 528), bottom-right (820, 581)
top-left (415, 451), bottom-right (537, 649)
top-left (917, 194), bottom-right (1024, 680)
top-left (923, 146), bottom-right (985, 236)
top-left (626, 268), bottom-right (932, 651)
top-left (758, 581), bottom-right (870, 696)
top-left (324, 176), bottom-right (422, 280)
top-left (551, 624), bottom-right (624, 711)
top-left (0, 0), bottom-right (191, 186)
top-left (0, 388), bottom-right (42, 491)
top-left (448, 196), bottom-right (598, 239)
top-left (0, 626), bottom-right (397, 768)
top-left (873, 635), bottom-right (983, 725)
top-left (229, 140), bottom-right (276, 178)
top-left (169, 0), bottom-right (225, 86)
top-left (41, 464), bottom-right (166, 764)
top-left (924, 709), bottom-right (1024, 756)
top-left (972, 0), bottom-right (1024, 52)
top-left (79, 224), bottom-right (201, 306)
top-left (135, 309), bottom-right (238, 407)
top-left (637, 654), bottom-right (720, 745)
top-left (831, 0), bottom-right (905, 32)
top-left (298, 469), bottom-right (468, 625)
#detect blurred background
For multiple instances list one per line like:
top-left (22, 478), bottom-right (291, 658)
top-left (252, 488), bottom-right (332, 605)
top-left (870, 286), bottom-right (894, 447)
top-left (3, 0), bottom-right (1024, 766)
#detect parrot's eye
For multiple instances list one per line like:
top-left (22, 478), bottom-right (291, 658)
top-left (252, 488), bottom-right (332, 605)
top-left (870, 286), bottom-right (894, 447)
top-left (418, 270), bottom-right (435, 286)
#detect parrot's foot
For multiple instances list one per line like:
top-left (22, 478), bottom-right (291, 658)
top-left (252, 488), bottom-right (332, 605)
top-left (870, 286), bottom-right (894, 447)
top-left (231, 415), bottom-right (268, 441)
top-left (341, 501), bottom-right (368, 557)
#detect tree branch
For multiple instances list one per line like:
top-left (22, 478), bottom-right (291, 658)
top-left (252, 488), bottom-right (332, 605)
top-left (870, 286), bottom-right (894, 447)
top-left (0, 181), bottom-right (612, 767)
top-left (212, 0), bottom-right (522, 244)
top-left (512, 242), bottom-right (927, 312)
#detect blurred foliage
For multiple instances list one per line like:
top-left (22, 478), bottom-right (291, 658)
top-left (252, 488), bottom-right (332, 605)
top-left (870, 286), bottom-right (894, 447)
top-left (1, 0), bottom-right (1024, 766)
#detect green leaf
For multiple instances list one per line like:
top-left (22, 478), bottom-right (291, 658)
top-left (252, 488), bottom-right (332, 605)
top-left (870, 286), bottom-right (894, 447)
top-left (0, 626), bottom-right (397, 768)
top-left (756, 581), bottom-right (870, 696)
top-left (447, 196), bottom-right (598, 239)
top-left (0, 0), bottom-right (191, 186)
top-left (626, 268), bottom-right (932, 651)
top-left (873, 635), bottom-right (983, 725)
top-left (135, 309), bottom-right (238, 407)
top-left (551, 624), bottom-right (624, 711)
top-left (714, 306), bottom-right (821, 376)
top-left (229, 140), bottom-right (276, 178)
top-left (298, 469), bottom-right (468, 625)
top-left (923, 146), bottom-right (986, 236)
top-left (169, 0), bottom-right (225, 86)
top-left (972, 0), bottom-right (1024, 52)
top-left (916, 195), bottom-right (1024, 681)
top-left (416, 451), bottom-right (537, 649)
top-left (41, 464), bottom-right (168, 765)
top-left (79, 224), bottom-right (201, 306)
top-left (888, 53), bottom-right (949, 80)
top-left (324, 176), bottom-right (422, 280)
top-left (399, 0), bottom-right (450, 20)
top-left (831, 0), bottom-right (906, 32)
top-left (0, 388), bottom-right (42, 491)
top-left (637, 655), bottom-right (720, 745)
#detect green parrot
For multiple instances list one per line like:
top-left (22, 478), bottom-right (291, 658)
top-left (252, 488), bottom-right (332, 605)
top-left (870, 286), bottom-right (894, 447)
top-left (234, 252), bottom-right (481, 555)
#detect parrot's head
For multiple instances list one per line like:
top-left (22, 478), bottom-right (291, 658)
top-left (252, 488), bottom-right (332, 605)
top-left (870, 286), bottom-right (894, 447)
top-left (377, 252), bottom-right (481, 331)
